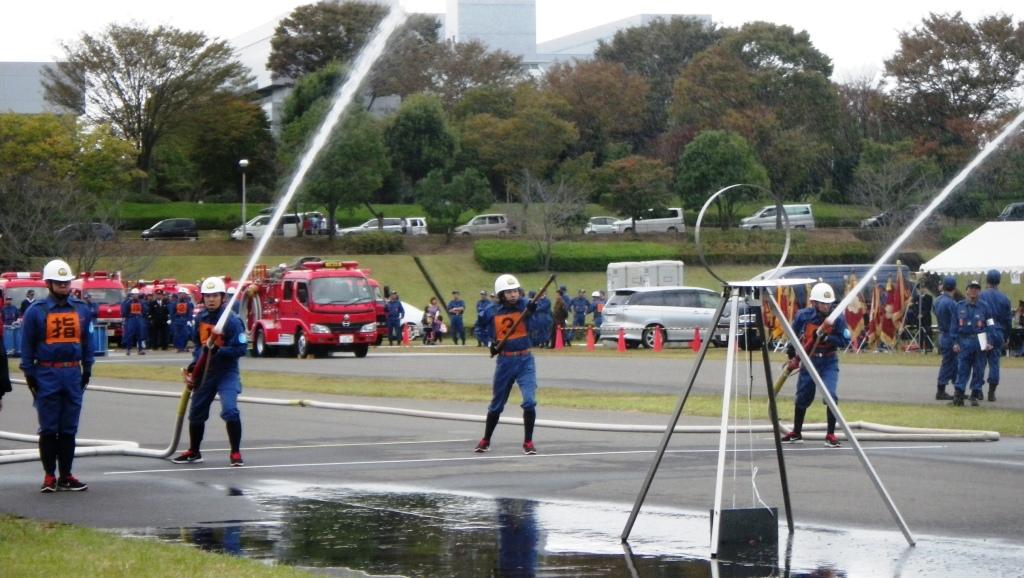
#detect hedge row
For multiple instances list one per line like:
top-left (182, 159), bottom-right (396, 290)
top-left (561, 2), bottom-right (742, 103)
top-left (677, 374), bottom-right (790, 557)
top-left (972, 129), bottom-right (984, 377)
top-left (474, 237), bottom-right (881, 273)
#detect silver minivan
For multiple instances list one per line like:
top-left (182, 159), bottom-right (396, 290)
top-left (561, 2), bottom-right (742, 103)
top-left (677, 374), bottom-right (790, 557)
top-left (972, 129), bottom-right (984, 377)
top-left (739, 204), bottom-right (815, 229)
top-left (454, 213), bottom-right (515, 235)
top-left (599, 286), bottom-right (727, 349)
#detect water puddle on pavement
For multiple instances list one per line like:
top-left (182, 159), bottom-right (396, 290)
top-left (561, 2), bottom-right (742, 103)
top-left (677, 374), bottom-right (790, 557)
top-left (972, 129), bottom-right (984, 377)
top-left (122, 483), bottom-right (1024, 577)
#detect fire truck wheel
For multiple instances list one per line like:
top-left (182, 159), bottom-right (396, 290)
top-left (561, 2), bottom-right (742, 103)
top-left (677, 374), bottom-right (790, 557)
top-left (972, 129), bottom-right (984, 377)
top-left (354, 344), bottom-right (369, 358)
top-left (254, 328), bottom-right (274, 358)
top-left (295, 331), bottom-right (309, 359)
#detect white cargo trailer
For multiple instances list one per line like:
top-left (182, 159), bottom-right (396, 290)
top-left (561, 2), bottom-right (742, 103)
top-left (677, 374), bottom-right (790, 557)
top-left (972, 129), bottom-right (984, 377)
top-left (606, 260), bottom-right (684, 293)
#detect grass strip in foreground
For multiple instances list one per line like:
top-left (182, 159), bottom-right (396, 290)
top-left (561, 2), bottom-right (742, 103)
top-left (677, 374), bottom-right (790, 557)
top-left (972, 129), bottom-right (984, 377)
top-left (0, 515), bottom-right (310, 577)
top-left (90, 364), bottom-right (1021, 437)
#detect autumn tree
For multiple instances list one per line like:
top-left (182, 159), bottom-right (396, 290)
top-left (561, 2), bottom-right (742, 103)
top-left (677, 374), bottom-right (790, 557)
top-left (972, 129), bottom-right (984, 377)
top-left (302, 109), bottom-right (390, 237)
top-left (542, 59), bottom-right (649, 162)
top-left (368, 14), bottom-right (443, 102)
top-left (43, 22), bottom-right (252, 194)
top-left (425, 40), bottom-right (527, 110)
top-left (268, 0), bottom-right (388, 79)
top-left (676, 130), bottom-right (769, 228)
top-left (599, 156), bottom-right (674, 235)
top-left (851, 139), bottom-right (942, 216)
top-left (885, 12), bottom-right (1024, 176)
top-left (386, 93), bottom-right (457, 185)
top-left (595, 16), bottom-right (723, 144)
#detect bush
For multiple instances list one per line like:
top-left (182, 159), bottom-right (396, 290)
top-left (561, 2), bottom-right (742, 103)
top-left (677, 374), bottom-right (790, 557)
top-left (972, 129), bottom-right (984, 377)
top-left (474, 239), bottom-right (543, 272)
top-left (341, 233), bottom-right (405, 254)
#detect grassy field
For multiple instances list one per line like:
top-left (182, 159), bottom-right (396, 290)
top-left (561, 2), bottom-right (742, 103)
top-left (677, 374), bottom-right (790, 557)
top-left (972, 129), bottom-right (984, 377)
top-left (0, 515), bottom-right (310, 577)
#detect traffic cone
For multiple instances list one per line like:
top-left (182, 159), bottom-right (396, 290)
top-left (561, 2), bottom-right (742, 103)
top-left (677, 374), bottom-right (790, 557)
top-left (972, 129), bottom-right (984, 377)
top-left (617, 328), bottom-right (626, 353)
top-left (690, 327), bottom-right (702, 352)
top-left (653, 326), bottom-right (663, 352)
top-left (554, 326), bottom-right (564, 350)
top-left (586, 326), bottom-right (595, 351)
top-left (402, 324), bottom-right (410, 346)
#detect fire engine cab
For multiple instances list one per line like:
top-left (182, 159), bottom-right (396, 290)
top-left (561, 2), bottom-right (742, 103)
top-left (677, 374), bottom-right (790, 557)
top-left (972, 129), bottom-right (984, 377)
top-left (0, 272), bottom-right (49, 313)
top-left (70, 271), bottom-right (127, 342)
top-left (243, 260), bottom-right (380, 358)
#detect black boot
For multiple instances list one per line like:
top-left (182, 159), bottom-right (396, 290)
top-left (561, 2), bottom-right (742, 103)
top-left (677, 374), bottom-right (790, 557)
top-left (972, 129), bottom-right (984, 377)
top-left (950, 391), bottom-right (964, 407)
top-left (988, 384), bottom-right (997, 402)
top-left (936, 387), bottom-right (953, 400)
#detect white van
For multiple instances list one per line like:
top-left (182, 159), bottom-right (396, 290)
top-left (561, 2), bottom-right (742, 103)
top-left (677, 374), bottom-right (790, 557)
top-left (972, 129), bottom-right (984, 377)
top-left (613, 208), bottom-right (685, 234)
top-left (739, 204), bottom-right (815, 230)
top-left (230, 214), bottom-right (302, 240)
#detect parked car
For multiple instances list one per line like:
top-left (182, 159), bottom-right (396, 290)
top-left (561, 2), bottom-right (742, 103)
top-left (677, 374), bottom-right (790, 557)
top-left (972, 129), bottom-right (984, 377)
top-left (231, 214), bottom-right (301, 240)
top-left (56, 222), bottom-right (116, 242)
top-left (739, 204), bottom-right (815, 230)
top-left (454, 214), bottom-right (515, 235)
top-left (141, 218), bottom-right (198, 241)
top-left (996, 202), bottom-right (1024, 221)
top-left (339, 217), bottom-right (428, 236)
top-left (599, 286), bottom-right (729, 349)
top-left (583, 216), bottom-right (620, 235)
top-left (401, 301), bottom-right (424, 340)
top-left (859, 205), bottom-right (937, 229)
top-left (613, 207), bottom-right (685, 234)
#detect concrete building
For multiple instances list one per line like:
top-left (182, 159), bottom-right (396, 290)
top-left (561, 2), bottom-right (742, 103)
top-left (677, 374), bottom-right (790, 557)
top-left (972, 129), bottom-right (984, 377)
top-left (0, 62), bottom-right (76, 114)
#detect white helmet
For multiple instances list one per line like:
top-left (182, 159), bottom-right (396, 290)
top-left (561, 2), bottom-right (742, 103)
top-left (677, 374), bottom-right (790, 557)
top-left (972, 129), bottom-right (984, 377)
top-left (201, 276), bottom-right (226, 294)
top-left (177, 287), bottom-right (190, 295)
top-left (494, 274), bottom-right (521, 294)
top-left (42, 259), bottom-right (75, 282)
top-left (592, 291), bottom-right (601, 298)
top-left (809, 282), bottom-right (836, 304)
top-left (130, 288), bottom-right (141, 295)
top-left (227, 286), bottom-right (237, 295)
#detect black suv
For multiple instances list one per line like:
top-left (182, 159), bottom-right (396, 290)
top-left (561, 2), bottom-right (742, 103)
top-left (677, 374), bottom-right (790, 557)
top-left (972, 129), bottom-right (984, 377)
top-left (141, 218), bottom-right (198, 240)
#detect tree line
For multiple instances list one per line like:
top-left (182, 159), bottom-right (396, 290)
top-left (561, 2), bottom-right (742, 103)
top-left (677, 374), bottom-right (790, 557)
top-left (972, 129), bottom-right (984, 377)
top-left (3, 1), bottom-right (1023, 249)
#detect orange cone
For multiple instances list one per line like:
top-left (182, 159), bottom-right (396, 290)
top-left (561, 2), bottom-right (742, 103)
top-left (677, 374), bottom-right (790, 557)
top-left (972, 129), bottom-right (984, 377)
top-left (586, 326), bottom-right (595, 351)
top-left (402, 324), bottom-right (410, 346)
top-left (554, 326), bottom-right (564, 350)
top-left (690, 327), bottom-right (702, 352)
top-left (617, 328), bottom-right (626, 352)
top-left (653, 326), bottom-right (663, 352)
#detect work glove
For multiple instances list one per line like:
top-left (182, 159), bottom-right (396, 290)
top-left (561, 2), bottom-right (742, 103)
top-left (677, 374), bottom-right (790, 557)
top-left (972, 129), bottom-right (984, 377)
top-left (784, 357), bottom-right (801, 372)
top-left (183, 362), bottom-right (197, 390)
top-left (526, 301), bottom-right (537, 314)
top-left (25, 375), bottom-right (38, 399)
top-left (80, 369), bottom-right (91, 389)
top-left (489, 343), bottom-right (500, 357)
top-left (785, 344), bottom-right (796, 359)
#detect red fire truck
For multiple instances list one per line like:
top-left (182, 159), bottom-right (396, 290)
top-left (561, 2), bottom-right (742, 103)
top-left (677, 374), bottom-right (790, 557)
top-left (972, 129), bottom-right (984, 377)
top-left (242, 260), bottom-right (381, 358)
top-left (70, 271), bottom-right (127, 342)
top-left (0, 272), bottom-right (48, 314)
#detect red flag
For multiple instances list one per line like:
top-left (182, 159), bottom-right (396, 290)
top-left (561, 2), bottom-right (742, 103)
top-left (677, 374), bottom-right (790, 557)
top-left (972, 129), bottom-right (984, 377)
top-left (844, 274), bottom-right (866, 348)
top-left (866, 280), bottom-right (882, 349)
top-left (879, 277), bottom-right (899, 348)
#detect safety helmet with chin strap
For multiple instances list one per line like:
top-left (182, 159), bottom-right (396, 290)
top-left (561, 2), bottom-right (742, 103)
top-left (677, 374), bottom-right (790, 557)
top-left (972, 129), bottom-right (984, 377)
top-left (201, 277), bottom-right (227, 295)
top-left (809, 282), bottom-right (836, 304)
top-left (42, 259), bottom-right (75, 282)
top-left (494, 274), bottom-right (521, 294)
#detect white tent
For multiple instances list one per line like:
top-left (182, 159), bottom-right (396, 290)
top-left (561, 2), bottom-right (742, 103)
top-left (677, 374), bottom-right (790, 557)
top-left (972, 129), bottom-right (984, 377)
top-left (920, 222), bottom-right (1024, 277)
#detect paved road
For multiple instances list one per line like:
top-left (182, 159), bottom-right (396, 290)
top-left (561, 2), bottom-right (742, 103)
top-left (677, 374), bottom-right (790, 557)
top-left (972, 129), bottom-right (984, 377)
top-left (2, 350), bottom-right (1022, 573)
top-left (96, 347), bottom-right (1024, 409)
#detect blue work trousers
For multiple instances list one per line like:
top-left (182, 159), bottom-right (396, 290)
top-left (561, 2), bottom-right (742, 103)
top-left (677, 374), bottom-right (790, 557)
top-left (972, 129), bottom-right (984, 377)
top-left (189, 370), bottom-right (241, 423)
top-left (34, 366), bottom-right (84, 436)
top-left (172, 321), bottom-right (190, 350)
top-left (954, 339), bottom-right (985, 394)
top-left (981, 330), bottom-right (1004, 386)
top-left (488, 354), bottom-right (537, 414)
top-left (450, 317), bottom-right (465, 344)
top-left (794, 355), bottom-right (839, 410)
top-left (937, 333), bottom-right (958, 387)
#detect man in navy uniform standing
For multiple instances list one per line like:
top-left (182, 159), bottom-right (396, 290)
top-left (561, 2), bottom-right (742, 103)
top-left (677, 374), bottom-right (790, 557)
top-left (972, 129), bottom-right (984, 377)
top-left (978, 270), bottom-right (1011, 401)
top-left (950, 279), bottom-right (994, 407)
top-left (932, 276), bottom-right (959, 401)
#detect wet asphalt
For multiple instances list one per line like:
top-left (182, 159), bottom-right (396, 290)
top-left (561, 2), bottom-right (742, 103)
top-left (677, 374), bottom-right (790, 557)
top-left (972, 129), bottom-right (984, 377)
top-left (1, 348), bottom-right (1022, 571)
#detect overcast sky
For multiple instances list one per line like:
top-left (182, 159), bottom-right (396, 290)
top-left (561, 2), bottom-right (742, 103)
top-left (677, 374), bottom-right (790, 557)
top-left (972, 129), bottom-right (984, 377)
top-left (1, 1), bottom-right (1017, 81)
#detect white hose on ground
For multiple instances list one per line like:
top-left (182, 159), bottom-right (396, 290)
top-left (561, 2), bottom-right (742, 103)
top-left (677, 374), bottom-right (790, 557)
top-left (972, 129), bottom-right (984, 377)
top-left (0, 381), bottom-right (999, 465)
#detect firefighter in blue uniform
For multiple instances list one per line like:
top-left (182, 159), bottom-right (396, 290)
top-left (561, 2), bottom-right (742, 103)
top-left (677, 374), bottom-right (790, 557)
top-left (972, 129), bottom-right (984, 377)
top-left (170, 287), bottom-right (194, 352)
top-left (19, 259), bottom-right (94, 492)
top-left (3, 296), bottom-right (18, 325)
top-left (172, 277), bottom-right (248, 466)
top-left (474, 274), bottom-right (540, 455)
top-left (121, 288), bottom-right (146, 355)
top-left (978, 270), bottom-right (1011, 402)
top-left (474, 290), bottom-right (491, 347)
top-left (82, 293), bottom-right (99, 325)
top-left (951, 279), bottom-right (994, 406)
top-left (568, 290), bottom-right (590, 345)
top-left (385, 292), bottom-right (405, 345)
top-left (932, 276), bottom-right (959, 401)
top-left (589, 290), bottom-right (606, 331)
top-left (447, 290), bottom-right (467, 345)
top-left (781, 282), bottom-right (850, 447)
top-left (533, 291), bottom-right (552, 348)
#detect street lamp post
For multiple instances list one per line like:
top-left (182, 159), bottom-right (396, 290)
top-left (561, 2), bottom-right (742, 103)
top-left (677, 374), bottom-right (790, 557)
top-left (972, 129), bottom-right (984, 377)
top-left (239, 159), bottom-right (249, 239)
